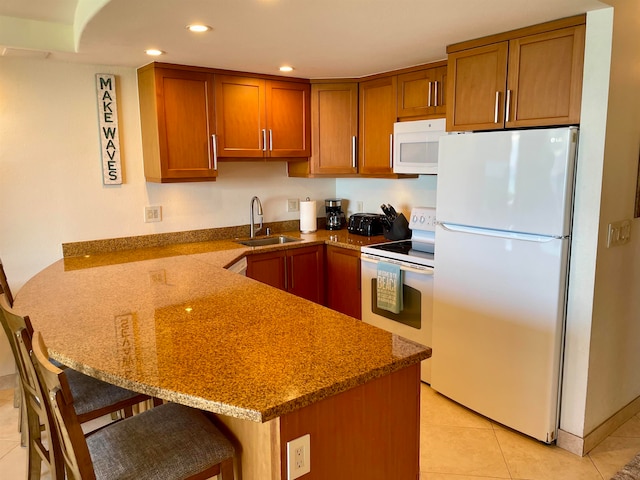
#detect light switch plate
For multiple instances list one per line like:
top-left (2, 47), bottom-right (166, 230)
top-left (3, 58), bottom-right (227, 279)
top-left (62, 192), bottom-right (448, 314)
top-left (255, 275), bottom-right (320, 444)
top-left (607, 219), bottom-right (631, 248)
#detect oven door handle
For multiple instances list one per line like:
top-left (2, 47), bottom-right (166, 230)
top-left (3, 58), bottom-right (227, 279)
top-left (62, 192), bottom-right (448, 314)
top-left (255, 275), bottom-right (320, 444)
top-left (361, 256), bottom-right (434, 275)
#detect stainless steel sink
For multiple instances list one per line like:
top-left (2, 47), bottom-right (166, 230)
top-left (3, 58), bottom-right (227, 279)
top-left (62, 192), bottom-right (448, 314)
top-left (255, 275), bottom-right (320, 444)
top-left (236, 235), bottom-right (303, 247)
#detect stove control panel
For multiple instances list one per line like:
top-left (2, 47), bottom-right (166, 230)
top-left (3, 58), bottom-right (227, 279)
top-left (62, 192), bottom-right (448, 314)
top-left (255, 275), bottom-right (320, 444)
top-left (409, 207), bottom-right (436, 232)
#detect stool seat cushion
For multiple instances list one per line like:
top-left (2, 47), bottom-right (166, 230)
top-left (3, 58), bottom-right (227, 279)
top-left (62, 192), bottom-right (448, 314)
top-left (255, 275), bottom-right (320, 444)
top-left (65, 368), bottom-right (143, 417)
top-left (87, 402), bottom-right (234, 480)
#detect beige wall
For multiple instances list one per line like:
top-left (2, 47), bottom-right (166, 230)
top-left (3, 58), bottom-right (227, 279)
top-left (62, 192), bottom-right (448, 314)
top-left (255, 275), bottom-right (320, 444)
top-left (561, 0), bottom-right (640, 441)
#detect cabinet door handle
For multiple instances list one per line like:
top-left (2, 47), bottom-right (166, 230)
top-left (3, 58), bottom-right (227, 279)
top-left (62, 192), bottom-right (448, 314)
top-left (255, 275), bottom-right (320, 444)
top-left (505, 90), bottom-right (512, 123)
top-left (389, 134), bottom-right (393, 168)
top-left (494, 91), bottom-right (500, 124)
top-left (269, 129), bottom-right (273, 151)
top-left (352, 136), bottom-right (357, 169)
top-left (289, 256), bottom-right (294, 289)
top-left (434, 81), bottom-right (439, 107)
top-left (427, 81), bottom-right (433, 107)
top-left (284, 256), bottom-right (289, 290)
top-left (211, 134), bottom-right (218, 170)
top-left (262, 129), bottom-right (267, 152)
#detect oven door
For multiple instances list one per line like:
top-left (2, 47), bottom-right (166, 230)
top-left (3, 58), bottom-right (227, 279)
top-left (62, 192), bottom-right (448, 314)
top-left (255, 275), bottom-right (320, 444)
top-left (360, 255), bottom-right (433, 383)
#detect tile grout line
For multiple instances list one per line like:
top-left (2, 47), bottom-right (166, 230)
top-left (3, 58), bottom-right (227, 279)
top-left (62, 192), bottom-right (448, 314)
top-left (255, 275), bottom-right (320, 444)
top-left (492, 422), bottom-right (515, 479)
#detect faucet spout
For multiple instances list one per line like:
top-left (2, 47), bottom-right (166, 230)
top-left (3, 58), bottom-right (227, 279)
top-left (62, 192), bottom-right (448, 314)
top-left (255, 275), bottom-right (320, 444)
top-left (250, 196), bottom-right (263, 238)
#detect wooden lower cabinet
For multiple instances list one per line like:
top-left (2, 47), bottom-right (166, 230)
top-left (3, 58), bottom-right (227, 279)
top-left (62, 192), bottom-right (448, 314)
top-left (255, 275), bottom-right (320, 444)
top-left (325, 245), bottom-right (361, 319)
top-left (246, 245), bottom-right (324, 304)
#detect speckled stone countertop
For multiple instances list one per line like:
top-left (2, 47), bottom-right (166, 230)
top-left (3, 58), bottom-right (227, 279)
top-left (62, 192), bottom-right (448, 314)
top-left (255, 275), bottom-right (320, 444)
top-left (14, 230), bottom-right (430, 423)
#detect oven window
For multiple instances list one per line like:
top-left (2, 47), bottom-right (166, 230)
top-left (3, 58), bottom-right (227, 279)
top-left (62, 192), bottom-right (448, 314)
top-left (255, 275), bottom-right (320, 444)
top-left (370, 279), bottom-right (422, 329)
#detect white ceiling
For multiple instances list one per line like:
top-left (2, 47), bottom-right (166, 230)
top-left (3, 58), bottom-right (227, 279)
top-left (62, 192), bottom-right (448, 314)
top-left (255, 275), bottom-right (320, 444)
top-left (0, 0), bottom-right (610, 79)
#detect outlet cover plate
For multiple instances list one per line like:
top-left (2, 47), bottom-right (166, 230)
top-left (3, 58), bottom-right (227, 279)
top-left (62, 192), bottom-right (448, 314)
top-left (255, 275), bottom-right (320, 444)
top-left (287, 434), bottom-right (310, 479)
top-left (287, 198), bottom-right (300, 212)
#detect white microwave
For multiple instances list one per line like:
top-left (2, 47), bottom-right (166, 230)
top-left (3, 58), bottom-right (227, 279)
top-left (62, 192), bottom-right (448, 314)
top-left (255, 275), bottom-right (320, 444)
top-left (393, 118), bottom-right (447, 175)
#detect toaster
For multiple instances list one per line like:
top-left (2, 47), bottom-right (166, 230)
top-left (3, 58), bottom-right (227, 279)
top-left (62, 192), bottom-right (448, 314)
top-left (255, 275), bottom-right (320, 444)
top-left (347, 213), bottom-right (384, 236)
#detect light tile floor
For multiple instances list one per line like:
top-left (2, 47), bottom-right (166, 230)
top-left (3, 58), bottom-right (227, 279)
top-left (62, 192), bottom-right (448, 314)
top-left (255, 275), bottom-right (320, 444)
top-left (1, 384), bottom-right (639, 479)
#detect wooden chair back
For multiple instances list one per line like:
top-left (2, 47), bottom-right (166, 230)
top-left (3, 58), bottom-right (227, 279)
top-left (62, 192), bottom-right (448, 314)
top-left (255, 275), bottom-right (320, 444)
top-left (0, 258), bottom-right (14, 308)
top-left (0, 294), bottom-right (64, 480)
top-left (31, 331), bottom-right (97, 480)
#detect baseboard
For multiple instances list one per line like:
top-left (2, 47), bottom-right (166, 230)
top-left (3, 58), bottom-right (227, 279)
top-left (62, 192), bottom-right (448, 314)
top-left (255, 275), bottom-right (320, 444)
top-left (558, 394), bottom-right (640, 456)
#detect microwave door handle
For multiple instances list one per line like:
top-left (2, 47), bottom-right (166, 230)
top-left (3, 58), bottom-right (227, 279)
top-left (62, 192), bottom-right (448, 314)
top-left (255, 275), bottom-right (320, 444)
top-left (389, 134), bottom-right (393, 168)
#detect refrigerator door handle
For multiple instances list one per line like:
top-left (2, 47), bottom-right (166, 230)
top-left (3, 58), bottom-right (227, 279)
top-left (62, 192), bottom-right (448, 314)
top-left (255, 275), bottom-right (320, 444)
top-left (437, 222), bottom-right (566, 243)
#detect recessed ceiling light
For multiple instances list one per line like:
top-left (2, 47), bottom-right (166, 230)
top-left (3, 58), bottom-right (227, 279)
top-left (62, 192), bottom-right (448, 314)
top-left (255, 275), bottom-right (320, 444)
top-left (279, 66), bottom-right (294, 72)
top-left (145, 49), bottom-right (165, 56)
top-left (186, 24), bottom-right (212, 33)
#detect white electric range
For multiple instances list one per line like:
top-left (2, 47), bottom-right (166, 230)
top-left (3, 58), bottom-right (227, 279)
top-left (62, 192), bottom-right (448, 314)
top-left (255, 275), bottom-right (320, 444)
top-left (360, 207), bottom-right (436, 383)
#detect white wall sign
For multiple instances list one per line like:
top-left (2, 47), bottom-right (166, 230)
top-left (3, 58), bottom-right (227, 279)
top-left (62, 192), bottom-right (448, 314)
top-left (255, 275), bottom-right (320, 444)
top-left (96, 74), bottom-right (123, 185)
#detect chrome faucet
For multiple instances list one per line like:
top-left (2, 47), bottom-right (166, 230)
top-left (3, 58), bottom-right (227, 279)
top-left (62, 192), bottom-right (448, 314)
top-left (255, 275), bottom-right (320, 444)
top-left (249, 196), bottom-right (263, 238)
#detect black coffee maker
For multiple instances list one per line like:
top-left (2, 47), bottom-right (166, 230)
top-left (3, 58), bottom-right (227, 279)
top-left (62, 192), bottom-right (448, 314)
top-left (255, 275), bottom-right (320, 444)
top-left (325, 199), bottom-right (345, 230)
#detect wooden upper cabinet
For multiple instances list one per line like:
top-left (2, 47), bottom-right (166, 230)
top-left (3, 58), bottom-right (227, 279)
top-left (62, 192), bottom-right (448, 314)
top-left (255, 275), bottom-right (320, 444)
top-left (215, 75), bottom-right (310, 159)
top-left (298, 82), bottom-right (359, 176)
top-left (214, 75), bottom-right (265, 158)
top-left (506, 25), bottom-right (585, 128)
top-left (446, 43), bottom-right (508, 131)
top-left (267, 81), bottom-right (311, 158)
top-left (359, 76), bottom-right (397, 175)
top-left (397, 64), bottom-right (447, 119)
top-left (137, 65), bottom-right (218, 182)
top-left (447, 17), bottom-right (585, 131)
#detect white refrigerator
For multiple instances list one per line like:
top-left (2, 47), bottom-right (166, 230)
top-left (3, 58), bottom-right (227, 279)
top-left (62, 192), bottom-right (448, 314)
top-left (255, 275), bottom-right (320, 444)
top-left (432, 126), bottom-right (579, 443)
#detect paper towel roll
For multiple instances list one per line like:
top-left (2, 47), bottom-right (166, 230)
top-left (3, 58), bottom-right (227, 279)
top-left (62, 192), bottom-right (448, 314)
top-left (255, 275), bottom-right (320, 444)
top-left (300, 199), bottom-right (317, 233)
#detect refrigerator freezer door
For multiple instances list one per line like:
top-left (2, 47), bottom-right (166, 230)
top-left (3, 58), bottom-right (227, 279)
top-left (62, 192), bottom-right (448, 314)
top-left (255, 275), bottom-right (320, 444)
top-left (437, 127), bottom-right (578, 237)
top-left (431, 224), bottom-right (569, 442)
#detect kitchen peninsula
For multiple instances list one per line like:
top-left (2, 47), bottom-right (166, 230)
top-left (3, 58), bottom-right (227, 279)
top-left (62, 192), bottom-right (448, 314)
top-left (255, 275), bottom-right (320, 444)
top-left (13, 232), bottom-right (430, 480)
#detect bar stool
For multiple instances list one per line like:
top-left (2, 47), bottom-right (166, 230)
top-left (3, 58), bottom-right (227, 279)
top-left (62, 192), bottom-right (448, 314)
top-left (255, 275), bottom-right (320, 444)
top-left (0, 295), bottom-right (155, 480)
top-left (32, 330), bottom-right (235, 480)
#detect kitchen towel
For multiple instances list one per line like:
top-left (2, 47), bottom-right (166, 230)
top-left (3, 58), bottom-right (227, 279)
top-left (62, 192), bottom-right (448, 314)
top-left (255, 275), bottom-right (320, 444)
top-left (376, 261), bottom-right (403, 314)
top-left (300, 199), bottom-right (317, 233)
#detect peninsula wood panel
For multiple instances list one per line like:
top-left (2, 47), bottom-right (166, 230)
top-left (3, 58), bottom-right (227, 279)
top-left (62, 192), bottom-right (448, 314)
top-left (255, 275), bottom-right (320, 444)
top-left (279, 363), bottom-right (421, 480)
top-left (506, 25), bottom-right (585, 127)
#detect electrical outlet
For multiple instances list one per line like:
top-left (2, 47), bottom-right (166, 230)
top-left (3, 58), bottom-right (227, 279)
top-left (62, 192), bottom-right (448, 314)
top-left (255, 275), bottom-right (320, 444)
top-left (356, 200), bottom-right (363, 212)
top-left (287, 434), bottom-right (310, 479)
top-left (287, 198), bottom-right (300, 212)
top-left (607, 219), bottom-right (631, 248)
top-left (144, 206), bottom-right (162, 223)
